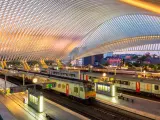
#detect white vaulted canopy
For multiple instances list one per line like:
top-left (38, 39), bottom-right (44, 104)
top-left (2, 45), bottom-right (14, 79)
top-left (0, 0), bottom-right (159, 61)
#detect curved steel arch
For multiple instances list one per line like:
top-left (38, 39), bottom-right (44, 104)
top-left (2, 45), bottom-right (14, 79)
top-left (73, 35), bottom-right (160, 59)
top-left (115, 43), bottom-right (160, 52)
top-left (72, 14), bottom-right (160, 59)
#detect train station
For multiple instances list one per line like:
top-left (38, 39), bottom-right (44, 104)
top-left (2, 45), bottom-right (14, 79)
top-left (0, 0), bottom-right (160, 120)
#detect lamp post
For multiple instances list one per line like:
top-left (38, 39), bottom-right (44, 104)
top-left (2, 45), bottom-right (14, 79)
top-left (140, 67), bottom-right (143, 72)
top-left (105, 66), bottom-right (109, 75)
top-left (4, 74), bottom-right (7, 94)
top-left (114, 68), bottom-right (117, 76)
top-left (33, 77), bottom-right (38, 92)
top-left (89, 65), bottom-right (93, 72)
top-left (102, 73), bottom-right (107, 82)
top-left (23, 74), bottom-right (25, 86)
top-left (33, 77), bottom-right (38, 83)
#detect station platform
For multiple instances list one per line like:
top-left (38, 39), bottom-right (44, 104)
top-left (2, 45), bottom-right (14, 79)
top-left (0, 93), bottom-right (37, 120)
top-left (0, 92), bottom-right (89, 120)
top-left (0, 102), bottom-right (16, 120)
top-left (0, 78), bottom-right (17, 89)
top-left (96, 93), bottom-right (160, 120)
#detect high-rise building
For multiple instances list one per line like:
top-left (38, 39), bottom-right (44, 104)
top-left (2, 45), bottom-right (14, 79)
top-left (104, 52), bottom-right (113, 58)
top-left (83, 54), bottom-right (103, 66)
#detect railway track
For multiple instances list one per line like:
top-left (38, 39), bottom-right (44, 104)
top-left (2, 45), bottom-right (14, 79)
top-left (0, 74), bottom-right (139, 120)
top-left (43, 88), bottom-right (137, 120)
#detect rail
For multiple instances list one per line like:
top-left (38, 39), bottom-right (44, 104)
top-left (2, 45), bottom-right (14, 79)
top-left (1, 73), bottom-right (137, 120)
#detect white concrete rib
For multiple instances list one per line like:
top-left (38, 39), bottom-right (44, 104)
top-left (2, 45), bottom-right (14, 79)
top-left (0, 0), bottom-right (159, 60)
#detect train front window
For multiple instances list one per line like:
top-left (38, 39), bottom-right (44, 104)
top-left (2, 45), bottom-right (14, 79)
top-left (85, 84), bottom-right (94, 92)
top-left (74, 87), bottom-right (78, 93)
top-left (80, 87), bottom-right (83, 92)
top-left (53, 82), bottom-right (56, 87)
top-left (154, 85), bottom-right (159, 90)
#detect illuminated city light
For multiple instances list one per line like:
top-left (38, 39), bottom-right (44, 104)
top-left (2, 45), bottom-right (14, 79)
top-left (112, 85), bottom-right (116, 97)
top-left (102, 73), bottom-right (106, 77)
top-left (120, 0), bottom-right (160, 14)
top-left (39, 96), bottom-right (44, 112)
top-left (111, 97), bottom-right (117, 103)
top-left (77, 35), bottom-right (160, 59)
top-left (143, 70), bottom-right (146, 74)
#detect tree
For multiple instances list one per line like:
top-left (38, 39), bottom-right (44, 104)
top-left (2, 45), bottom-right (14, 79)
top-left (28, 60), bottom-right (39, 66)
top-left (100, 58), bottom-right (107, 65)
top-left (138, 55), bottom-right (147, 63)
top-left (132, 55), bottom-right (138, 59)
top-left (157, 64), bottom-right (160, 70)
top-left (125, 62), bottom-right (133, 67)
top-left (132, 62), bottom-right (141, 67)
top-left (153, 65), bottom-right (158, 72)
top-left (149, 64), bottom-right (158, 72)
top-left (104, 62), bottom-right (109, 66)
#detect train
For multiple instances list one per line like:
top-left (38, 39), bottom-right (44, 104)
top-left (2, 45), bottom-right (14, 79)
top-left (46, 69), bottom-right (160, 97)
top-left (47, 69), bottom-right (118, 82)
top-left (49, 78), bottom-right (96, 101)
top-left (87, 72), bottom-right (160, 97)
top-left (12, 69), bottom-right (160, 98)
top-left (57, 67), bottom-right (160, 79)
top-left (47, 69), bottom-right (99, 81)
top-left (114, 78), bottom-right (160, 97)
top-left (65, 67), bottom-right (136, 75)
top-left (13, 70), bottom-right (96, 102)
top-left (46, 69), bottom-right (160, 82)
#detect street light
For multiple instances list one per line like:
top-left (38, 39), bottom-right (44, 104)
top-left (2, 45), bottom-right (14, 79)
top-left (143, 70), bottom-right (146, 78)
top-left (143, 70), bottom-right (146, 74)
top-left (4, 74), bottom-right (7, 94)
top-left (89, 65), bottom-right (93, 72)
top-left (114, 68), bottom-right (117, 76)
top-left (102, 73), bottom-right (107, 82)
top-left (22, 74), bottom-right (25, 86)
top-left (66, 66), bottom-right (68, 70)
top-left (141, 67), bottom-right (143, 72)
top-left (102, 73), bottom-right (107, 77)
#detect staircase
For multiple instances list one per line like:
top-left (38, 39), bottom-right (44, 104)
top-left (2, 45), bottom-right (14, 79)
top-left (21, 61), bottom-right (30, 71)
top-left (0, 61), bottom-right (7, 69)
top-left (40, 60), bottom-right (48, 69)
top-left (56, 59), bottom-right (64, 69)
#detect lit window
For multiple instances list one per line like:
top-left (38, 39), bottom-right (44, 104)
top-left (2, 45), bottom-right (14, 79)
top-left (104, 86), bottom-right (108, 92)
top-left (154, 85), bottom-right (159, 90)
top-left (98, 85), bottom-right (102, 90)
top-left (80, 87), bottom-right (83, 92)
top-left (58, 84), bottom-right (61, 88)
top-left (108, 86), bottom-right (110, 92)
top-left (146, 84), bottom-right (150, 91)
top-left (74, 87), bottom-right (78, 93)
top-left (62, 84), bottom-right (65, 89)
